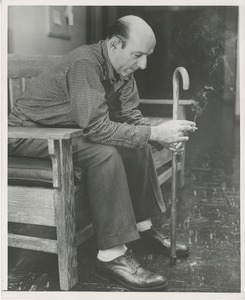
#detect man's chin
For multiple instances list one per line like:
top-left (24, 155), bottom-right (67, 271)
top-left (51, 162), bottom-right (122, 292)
top-left (121, 69), bottom-right (137, 77)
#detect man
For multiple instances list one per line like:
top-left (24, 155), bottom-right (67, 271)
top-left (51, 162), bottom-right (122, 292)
top-left (8, 15), bottom-right (196, 291)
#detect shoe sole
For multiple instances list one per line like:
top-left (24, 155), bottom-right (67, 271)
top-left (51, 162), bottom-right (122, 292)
top-left (95, 269), bottom-right (168, 292)
top-left (145, 242), bottom-right (190, 258)
top-left (166, 249), bottom-right (190, 257)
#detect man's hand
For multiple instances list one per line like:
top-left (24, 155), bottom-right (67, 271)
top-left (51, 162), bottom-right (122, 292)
top-left (150, 120), bottom-right (197, 151)
top-left (159, 141), bottom-right (185, 153)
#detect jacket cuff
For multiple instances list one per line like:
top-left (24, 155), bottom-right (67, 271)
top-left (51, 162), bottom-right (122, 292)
top-left (134, 125), bottom-right (151, 148)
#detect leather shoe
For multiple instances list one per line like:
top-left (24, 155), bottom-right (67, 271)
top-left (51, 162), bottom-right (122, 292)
top-left (140, 228), bottom-right (190, 257)
top-left (95, 249), bottom-right (168, 291)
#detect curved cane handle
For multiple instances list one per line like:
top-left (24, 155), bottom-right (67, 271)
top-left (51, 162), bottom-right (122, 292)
top-left (172, 67), bottom-right (190, 120)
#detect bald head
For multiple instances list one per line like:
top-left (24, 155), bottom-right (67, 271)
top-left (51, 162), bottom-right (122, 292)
top-left (108, 15), bottom-right (156, 48)
top-left (120, 15), bottom-right (155, 43)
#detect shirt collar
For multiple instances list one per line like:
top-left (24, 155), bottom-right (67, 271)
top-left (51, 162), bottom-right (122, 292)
top-left (101, 40), bottom-right (117, 84)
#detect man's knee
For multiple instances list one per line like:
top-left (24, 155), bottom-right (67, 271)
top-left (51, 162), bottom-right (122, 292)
top-left (73, 138), bottom-right (123, 169)
top-left (93, 145), bottom-right (121, 162)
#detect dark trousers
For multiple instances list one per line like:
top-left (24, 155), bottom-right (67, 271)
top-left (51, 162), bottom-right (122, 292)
top-left (9, 133), bottom-right (166, 250)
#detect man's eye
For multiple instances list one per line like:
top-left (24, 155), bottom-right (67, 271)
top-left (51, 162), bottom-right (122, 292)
top-left (134, 53), bottom-right (142, 58)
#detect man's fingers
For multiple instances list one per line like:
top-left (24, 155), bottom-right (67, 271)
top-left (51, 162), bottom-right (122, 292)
top-left (178, 136), bottom-right (189, 142)
top-left (181, 125), bottom-right (198, 132)
top-left (170, 141), bottom-right (185, 150)
top-left (189, 126), bottom-right (198, 132)
top-left (175, 142), bottom-right (184, 149)
top-left (170, 136), bottom-right (188, 144)
top-left (169, 147), bottom-right (184, 153)
top-left (178, 120), bottom-right (196, 126)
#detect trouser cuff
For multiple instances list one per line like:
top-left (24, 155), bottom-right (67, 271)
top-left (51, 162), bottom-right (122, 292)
top-left (97, 225), bottom-right (140, 250)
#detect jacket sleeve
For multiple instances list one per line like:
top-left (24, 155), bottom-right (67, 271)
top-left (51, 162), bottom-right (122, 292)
top-left (67, 59), bottom-right (151, 148)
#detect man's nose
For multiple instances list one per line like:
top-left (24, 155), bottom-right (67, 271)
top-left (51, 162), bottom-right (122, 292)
top-left (137, 56), bottom-right (147, 70)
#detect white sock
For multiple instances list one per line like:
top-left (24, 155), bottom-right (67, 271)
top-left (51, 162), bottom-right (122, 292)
top-left (136, 219), bottom-right (152, 232)
top-left (97, 245), bottom-right (127, 262)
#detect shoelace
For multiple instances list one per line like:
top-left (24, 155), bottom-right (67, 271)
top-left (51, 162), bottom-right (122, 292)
top-left (155, 230), bottom-right (168, 243)
top-left (124, 250), bottom-right (141, 270)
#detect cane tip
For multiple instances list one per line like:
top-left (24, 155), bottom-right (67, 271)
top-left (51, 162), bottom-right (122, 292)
top-left (170, 256), bottom-right (177, 265)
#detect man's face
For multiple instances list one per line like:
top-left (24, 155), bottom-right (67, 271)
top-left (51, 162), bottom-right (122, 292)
top-left (111, 32), bottom-right (156, 78)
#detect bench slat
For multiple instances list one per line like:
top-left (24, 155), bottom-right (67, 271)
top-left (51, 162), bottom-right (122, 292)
top-left (8, 186), bottom-right (56, 226)
top-left (8, 126), bottom-right (84, 140)
top-left (140, 99), bottom-right (195, 105)
top-left (8, 54), bottom-right (61, 78)
top-left (158, 162), bottom-right (182, 185)
top-left (8, 234), bottom-right (58, 253)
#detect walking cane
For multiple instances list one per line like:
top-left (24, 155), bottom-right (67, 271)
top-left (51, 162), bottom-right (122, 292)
top-left (170, 67), bottom-right (190, 265)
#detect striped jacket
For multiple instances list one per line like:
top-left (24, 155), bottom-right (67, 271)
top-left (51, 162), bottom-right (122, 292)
top-left (10, 40), bottom-right (151, 149)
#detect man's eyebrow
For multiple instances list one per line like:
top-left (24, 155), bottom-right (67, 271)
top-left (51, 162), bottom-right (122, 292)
top-left (133, 50), bottom-right (154, 55)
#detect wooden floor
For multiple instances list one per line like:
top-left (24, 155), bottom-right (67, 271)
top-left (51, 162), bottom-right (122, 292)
top-left (7, 102), bottom-right (240, 293)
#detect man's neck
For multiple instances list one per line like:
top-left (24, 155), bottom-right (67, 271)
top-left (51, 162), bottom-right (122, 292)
top-left (106, 39), bottom-right (114, 70)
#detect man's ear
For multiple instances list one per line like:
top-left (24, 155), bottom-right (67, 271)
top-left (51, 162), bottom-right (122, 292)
top-left (109, 37), bottom-right (122, 50)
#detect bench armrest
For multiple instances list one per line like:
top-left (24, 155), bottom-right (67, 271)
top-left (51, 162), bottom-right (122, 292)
top-left (8, 126), bottom-right (84, 140)
top-left (140, 99), bottom-right (195, 105)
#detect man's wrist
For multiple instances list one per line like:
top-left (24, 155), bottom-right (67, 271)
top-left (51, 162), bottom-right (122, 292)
top-left (150, 125), bottom-right (157, 142)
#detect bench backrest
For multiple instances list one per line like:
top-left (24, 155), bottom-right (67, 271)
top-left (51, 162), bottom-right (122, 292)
top-left (8, 54), bottom-right (62, 111)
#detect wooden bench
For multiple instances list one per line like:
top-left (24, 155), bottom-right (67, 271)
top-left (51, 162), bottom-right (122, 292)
top-left (7, 54), bottom-right (194, 290)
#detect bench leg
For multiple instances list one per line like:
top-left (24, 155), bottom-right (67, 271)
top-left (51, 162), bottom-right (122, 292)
top-left (50, 139), bottom-right (78, 290)
top-left (55, 190), bottom-right (78, 291)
